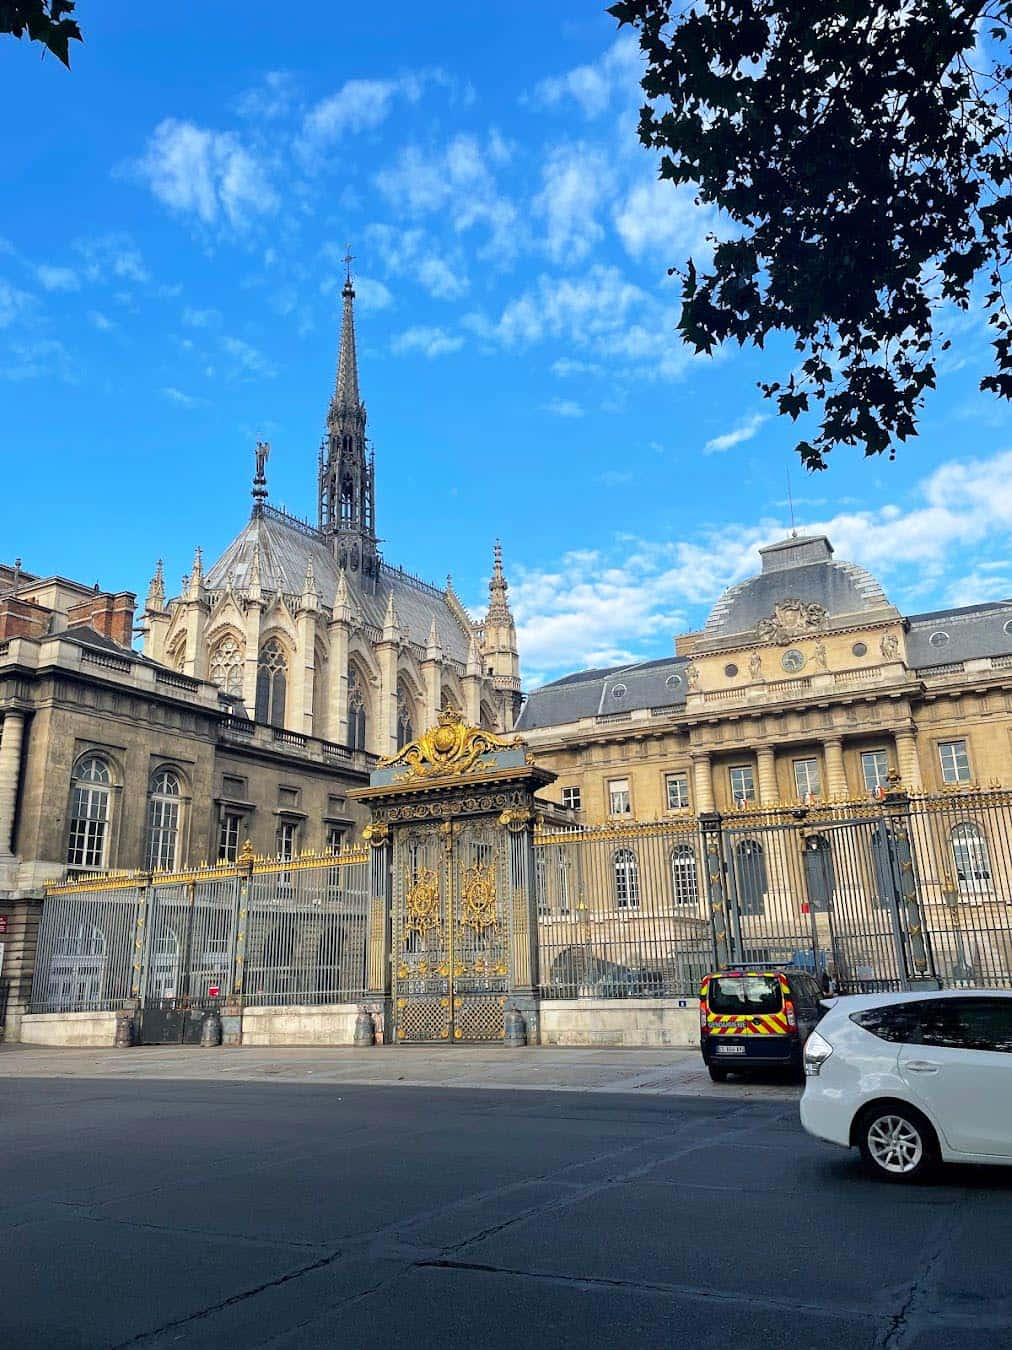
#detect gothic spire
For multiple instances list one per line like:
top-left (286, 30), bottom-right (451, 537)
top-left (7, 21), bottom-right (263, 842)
top-left (146, 559), bottom-right (165, 611)
top-left (333, 253), bottom-right (361, 412)
top-left (486, 539), bottom-right (511, 623)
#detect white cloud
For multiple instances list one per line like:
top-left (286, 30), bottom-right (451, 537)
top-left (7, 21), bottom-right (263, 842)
top-left (362, 225), bottom-right (469, 300)
top-left (88, 310), bottom-right (115, 332)
top-left (704, 412), bottom-right (769, 454)
top-left (36, 265), bottom-right (80, 292)
top-left (221, 335), bottom-right (276, 378)
top-left (614, 176), bottom-right (714, 264)
top-left (513, 446), bottom-right (1012, 681)
top-left (234, 70), bottom-right (298, 122)
top-left (0, 338), bottom-right (75, 383)
top-left (74, 234), bottom-right (149, 284)
top-left (350, 276), bottom-right (392, 312)
top-left (160, 386), bottom-right (204, 408)
top-left (298, 71), bottom-right (448, 164)
top-left (531, 35), bottom-right (642, 119)
top-left (132, 119), bottom-right (278, 228)
top-left (535, 144), bottom-right (612, 264)
top-left (0, 279), bottom-right (33, 328)
top-left (391, 325), bottom-right (463, 358)
top-left (542, 398), bottom-right (584, 418)
top-left (552, 356), bottom-right (603, 378)
top-left (375, 134), bottom-right (518, 258)
top-left (182, 306), bottom-right (221, 328)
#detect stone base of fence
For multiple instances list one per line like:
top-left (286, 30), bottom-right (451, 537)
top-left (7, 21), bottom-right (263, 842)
top-left (539, 997), bottom-right (698, 1048)
top-left (240, 1003), bottom-right (363, 1046)
top-left (19, 1010), bottom-right (120, 1047)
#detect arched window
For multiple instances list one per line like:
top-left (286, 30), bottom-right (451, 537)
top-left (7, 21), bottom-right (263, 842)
top-left (614, 848), bottom-right (640, 909)
top-left (47, 922), bottom-right (105, 1007)
top-left (951, 822), bottom-right (992, 893)
top-left (255, 639), bottom-right (287, 726)
top-left (441, 689), bottom-right (461, 715)
top-left (803, 834), bottom-right (835, 912)
top-left (735, 839), bottom-right (767, 915)
top-left (67, 755), bottom-right (112, 869)
top-left (146, 768), bottom-right (182, 872)
top-left (209, 635), bottom-right (244, 696)
top-left (167, 638), bottom-right (186, 673)
top-left (671, 844), bottom-right (698, 906)
top-left (348, 665), bottom-right (368, 751)
top-left (396, 686), bottom-right (414, 750)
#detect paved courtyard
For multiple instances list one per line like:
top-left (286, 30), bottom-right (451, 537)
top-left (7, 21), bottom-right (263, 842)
top-left (1, 1046), bottom-right (1010, 1348)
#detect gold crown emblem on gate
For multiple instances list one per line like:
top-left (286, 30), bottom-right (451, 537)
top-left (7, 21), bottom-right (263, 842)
top-left (379, 707), bottom-right (525, 780)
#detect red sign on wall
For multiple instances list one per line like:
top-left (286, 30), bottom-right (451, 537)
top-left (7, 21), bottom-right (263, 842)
top-left (207, 984), bottom-right (220, 998)
top-left (0, 915), bottom-right (8, 934)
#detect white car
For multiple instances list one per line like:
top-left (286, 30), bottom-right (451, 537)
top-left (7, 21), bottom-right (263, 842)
top-left (800, 988), bottom-right (1012, 1181)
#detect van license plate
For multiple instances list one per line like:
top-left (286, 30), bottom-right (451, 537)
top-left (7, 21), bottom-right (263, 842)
top-left (715, 1044), bottom-right (746, 1055)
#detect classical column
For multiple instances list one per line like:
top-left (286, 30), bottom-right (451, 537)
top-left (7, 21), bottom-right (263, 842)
top-left (0, 710), bottom-right (25, 856)
top-left (691, 751), bottom-right (715, 813)
top-left (894, 727), bottom-right (923, 790)
top-left (823, 736), bottom-right (848, 798)
top-left (757, 746), bottom-right (778, 805)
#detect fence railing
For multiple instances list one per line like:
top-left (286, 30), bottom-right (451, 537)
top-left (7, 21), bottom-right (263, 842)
top-left (29, 850), bottom-right (371, 1014)
top-left (27, 788), bottom-right (1012, 1014)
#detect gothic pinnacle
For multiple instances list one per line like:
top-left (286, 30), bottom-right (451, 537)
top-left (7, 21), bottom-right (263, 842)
top-left (146, 559), bottom-right (165, 610)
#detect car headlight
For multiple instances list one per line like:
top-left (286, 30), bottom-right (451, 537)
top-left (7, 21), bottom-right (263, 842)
top-left (804, 1029), bottom-right (834, 1077)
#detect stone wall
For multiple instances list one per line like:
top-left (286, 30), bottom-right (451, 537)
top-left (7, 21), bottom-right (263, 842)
top-left (539, 998), bottom-right (698, 1048)
top-left (19, 1010), bottom-right (119, 1047)
top-left (241, 1003), bottom-right (362, 1046)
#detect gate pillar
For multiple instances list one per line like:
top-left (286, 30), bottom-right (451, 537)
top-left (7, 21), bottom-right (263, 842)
top-left (351, 710), bottom-right (556, 1045)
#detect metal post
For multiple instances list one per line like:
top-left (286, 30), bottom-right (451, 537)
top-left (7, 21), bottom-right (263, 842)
top-left (883, 788), bottom-right (938, 988)
top-left (700, 812), bottom-right (729, 968)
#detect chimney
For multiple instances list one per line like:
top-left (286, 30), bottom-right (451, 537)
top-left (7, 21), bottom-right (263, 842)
top-left (0, 595), bottom-right (50, 641)
top-left (66, 591), bottom-right (137, 648)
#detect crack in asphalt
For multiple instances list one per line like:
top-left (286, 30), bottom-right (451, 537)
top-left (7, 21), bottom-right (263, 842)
top-left (876, 1198), bottom-right (969, 1349)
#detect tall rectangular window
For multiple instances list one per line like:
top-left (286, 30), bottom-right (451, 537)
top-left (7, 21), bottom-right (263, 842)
top-left (608, 778), bottom-right (631, 815)
top-left (218, 811), bottom-right (242, 863)
top-left (728, 765), bottom-right (756, 806)
top-left (67, 785), bottom-right (108, 869)
top-left (561, 786), bottom-right (581, 811)
top-left (666, 773), bottom-right (690, 811)
top-left (939, 740), bottom-right (971, 784)
top-left (278, 820), bottom-right (297, 861)
top-left (861, 750), bottom-right (890, 794)
top-left (793, 758), bottom-right (821, 800)
top-left (326, 826), bottom-right (344, 855)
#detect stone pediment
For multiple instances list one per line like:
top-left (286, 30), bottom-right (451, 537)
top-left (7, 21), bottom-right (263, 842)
top-left (756, 599), bottom-right (828, 645)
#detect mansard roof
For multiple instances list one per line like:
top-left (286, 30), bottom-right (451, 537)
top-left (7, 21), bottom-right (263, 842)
top-left (516, 655), bottom-right (690, 731)
top-left (700, 535), bottom-right (896, 645)
top-left (905, 600), bottom-right (1012, 667)
top-left (202, 506), bottom-right (473, 662)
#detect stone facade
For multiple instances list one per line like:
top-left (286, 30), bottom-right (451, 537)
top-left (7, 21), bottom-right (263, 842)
top-left (518, 535), bottom-right (1012, 821)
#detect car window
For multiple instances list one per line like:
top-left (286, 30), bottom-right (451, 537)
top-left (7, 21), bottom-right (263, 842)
top-left (850, 1002), bottom-right (924, 1043)
top-left (922, 998), bottom-right (1012, 1054)
top-left (708, 975), bottom-right (783, 1015)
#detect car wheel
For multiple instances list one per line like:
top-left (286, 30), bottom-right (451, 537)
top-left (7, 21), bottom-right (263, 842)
top-left (708, 1064), bottom-right (729, 1083)
top-left (856, 1103), bottom-right (938, 1182)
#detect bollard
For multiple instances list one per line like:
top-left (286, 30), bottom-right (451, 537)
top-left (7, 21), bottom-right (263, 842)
top-left (504, 1006), bottom-right (527, 1048)
top-left (353, 1006), bottom-right (376, 1047)
top-left (200, 1011), bottom-right (223, 1048)
top-left (114, 1010), bottom-right (136, 1048)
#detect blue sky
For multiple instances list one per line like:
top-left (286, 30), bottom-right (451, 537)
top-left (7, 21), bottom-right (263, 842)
top-left (3, 2), bottom-right (1012, 687)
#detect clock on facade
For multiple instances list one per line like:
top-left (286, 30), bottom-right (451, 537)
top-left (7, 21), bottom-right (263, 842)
top-left (781, 649), bottom-right (806, 673)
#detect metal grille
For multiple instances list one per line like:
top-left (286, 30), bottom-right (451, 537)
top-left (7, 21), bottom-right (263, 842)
top-left (29, 883), bottom-right (143, 1013)
top-left (31, 850), bottom-right (371, 1013)
top-left (534, 821), bottom-right (713, 999)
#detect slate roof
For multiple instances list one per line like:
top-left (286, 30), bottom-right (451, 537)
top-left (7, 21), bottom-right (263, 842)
top-left (905, 601), bottom-right (1012, 668)
top-left (517, 656), bottom-right (690, 731)
top-left (202, 506), bottom-right (473, 662)
top-left (701, 535), bottom-right (895, 642)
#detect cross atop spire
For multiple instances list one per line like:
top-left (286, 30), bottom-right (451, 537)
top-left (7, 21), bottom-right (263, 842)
top-left (343, 244), bottom-right (354, 287)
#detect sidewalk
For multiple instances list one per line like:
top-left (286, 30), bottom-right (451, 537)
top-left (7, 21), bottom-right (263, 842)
top-left (0, 1043), bottom-right (800, 1099)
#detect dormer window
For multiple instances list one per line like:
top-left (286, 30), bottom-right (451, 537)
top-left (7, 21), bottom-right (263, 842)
top-left (929, 631), bottom-right (950, 649)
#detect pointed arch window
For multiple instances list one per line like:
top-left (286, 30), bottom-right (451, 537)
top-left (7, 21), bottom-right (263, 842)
top-left (614, 848), bottom-right (640, 910)
top-left (67, 755), bottom-right (112, 870)
top-left (951, 821), bottom-right (992, 894)
top-left (396, 687), bottom-right (414, 751)
top-left (209, 634), bottom-right (244, 697)
top-left (348, 665), bottom-right (368, 751)
top-left (671, 844), bottom-right (699, 906)
top-left (255, 639), bottom-right (288, 726)
top-left (146, 767), bottom-right (182, 872)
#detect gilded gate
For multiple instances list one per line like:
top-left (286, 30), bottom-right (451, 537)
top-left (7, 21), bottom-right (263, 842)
top-left (392, 817), bottom-right (510, 1042)
top-left (353, 708), bottom-right (555, 1045)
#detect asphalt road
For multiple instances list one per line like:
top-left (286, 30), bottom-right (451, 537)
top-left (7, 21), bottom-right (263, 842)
top-left (2, 1072), bottom-right (1011, 1350)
